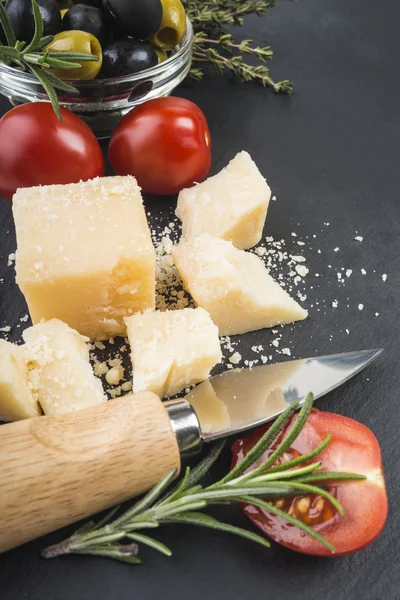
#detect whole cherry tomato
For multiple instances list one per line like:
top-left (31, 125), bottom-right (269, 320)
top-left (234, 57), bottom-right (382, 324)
top-left (0, 103), bottom-right (104, 202)
top-left (231, 410), bottom-right (388, 556)
top-left (108, 97), bottom-right (211, 195)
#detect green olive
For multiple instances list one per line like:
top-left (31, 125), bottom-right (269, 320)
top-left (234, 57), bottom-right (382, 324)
top-left (45, 30), bottom-right (102, 80)
top-left (154, 47), bottom-right (168, 63)
top-left (150, 0), bottom-right (186, 50)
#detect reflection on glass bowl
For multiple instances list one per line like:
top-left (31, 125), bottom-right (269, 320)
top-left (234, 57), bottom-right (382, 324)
top-left (0, 17), bottom-right (193, 139)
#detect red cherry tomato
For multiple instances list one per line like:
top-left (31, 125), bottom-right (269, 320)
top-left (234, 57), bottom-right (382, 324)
top-left (108, 97), bottom-right (211, 195)
top-left (231, 410), bottom-right (388, 556)
top-left (0, 103), bottom-right (104, 202)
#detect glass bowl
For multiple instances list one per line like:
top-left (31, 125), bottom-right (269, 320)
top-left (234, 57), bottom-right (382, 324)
top-left (0, 17), bottom-right (193, 138)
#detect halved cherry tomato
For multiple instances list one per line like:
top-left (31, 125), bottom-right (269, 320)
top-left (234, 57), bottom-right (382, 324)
top-left (0, 103), bottom-right (104, 202)
top-left (108, 97), bottom-right (211, 195)
top-left (231, 410), bottom-right (388, 556)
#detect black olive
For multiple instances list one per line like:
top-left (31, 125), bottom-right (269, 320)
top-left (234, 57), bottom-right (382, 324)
top-left (103, 0), bottom-right (162, 39)
top-left (72, 0), bottom-right (103, 9)
top-left (6, 0), bottom-right (61, 43)
top-left (100, 38), bottom-right (158, 77)
top-left (62, 5), bottom-right (108, 45)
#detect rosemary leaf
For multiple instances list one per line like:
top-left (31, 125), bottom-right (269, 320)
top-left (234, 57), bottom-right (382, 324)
top-left (73, 547), bottom-right (142, 564)
top-left (164, 512), bottom-right (271, 549)
top-left (36, 35), bottom-right (54, 50)
top-left (24, 0), bottom-right (44, 54)
top-left (0, 2), bottom-right (16, 47)
top-left (27, 63), bottom-right (61, 120)
top-left (238, 496), bottom-right (335, 552)
top-left (126, 533), bottom-right (172, 556)
top-left (112, 469), bottom-right (177, 528)
top-left (70, 532), bottom-right (126, 550)
top-left (292, 472), bottom-right (367, 484)
top-left (236, 393), bottom-right (314, 484)
top-left (250, 461), bottom-right (322, 483)
top-left (186, 438), bottom-right (227, 488)
top-left (44, 57), bottom-right (83, 70)
top-left (45, 51), bottom-right (100, 62)
top-left (265, 434), bottom-right (332, 475)
top-left (44, 70), bottom-right (79, 94)
top-left (221, 400), bottom-right (299, 484)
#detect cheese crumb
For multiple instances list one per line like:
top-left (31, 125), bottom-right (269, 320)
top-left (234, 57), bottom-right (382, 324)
top-left (382, 274), bottom-right (387, 282)
top-left (361, 268), bottom-right (366, 275)
top-left (346, 269), bottom-right (352, 277)
top-left (355, 236), bottom-right (363, 242)
top-left (358, 304), bottom-right (364, 310)
top-left (7, 253), bottom-right (16, 267)
top-left (106, 365), bottom-right (124, 386)
top-left (229, 352), bottom-right (242, 365)
top-left (295, 265), bottom-right (309, 277)
top-left (281, 348), bottom-right (291, 356)
top-left (332, 300), bottom-right (338, 308)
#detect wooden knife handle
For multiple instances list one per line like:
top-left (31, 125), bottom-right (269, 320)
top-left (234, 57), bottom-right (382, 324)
top-left (0, 392), bottom-right (181, 553)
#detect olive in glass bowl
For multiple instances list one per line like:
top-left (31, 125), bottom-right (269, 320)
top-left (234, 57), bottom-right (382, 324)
top-left (0, 14), bottom-right (193, 138)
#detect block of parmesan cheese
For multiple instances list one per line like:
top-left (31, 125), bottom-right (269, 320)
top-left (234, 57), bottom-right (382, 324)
top-left (172, 234), bottom-right (308, 336)
top-left (176, 151), bottom-right (271, 250)
top-left (13, 176), bottom-right (156, 340)
top-left (23, 319), bottom-right (106, 415)
top-left (124, 307), bottom-right (222, 398)
top-left (0, 340), bottom-right (41, 421)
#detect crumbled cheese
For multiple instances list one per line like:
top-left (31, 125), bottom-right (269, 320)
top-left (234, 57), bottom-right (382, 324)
top-left (361, 268), bottom-right (366, 275)
top-left (334, 247), bottom-right (339, 252)
top-left (106, 365), bottom-right (124, 386)
top-left (229, 352), bottom-right (242, 365)
top-left (355, 236), bottom-right (363, 242)
top-left (358, 304), bottom-right (364, 310)
top-left (382, 274), bottom-right (387, 282)
top-left (0, 325), bottom-right (11, 333)
top-left (332, 300), bottom-right (338, 308)
top-left (7, 253), bottom-right (16, 267)
top-left (295, 265), bottom-right (309, 277)
top-left (346, 269), bottom-right (352, 278)
top-left (281, 348), bottom-right (291, 356)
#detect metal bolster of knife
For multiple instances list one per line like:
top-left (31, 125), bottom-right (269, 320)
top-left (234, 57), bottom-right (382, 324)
top-left (165, 398), bottom-right (203, 458)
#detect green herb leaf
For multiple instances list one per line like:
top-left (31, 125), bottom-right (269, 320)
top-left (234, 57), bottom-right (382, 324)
top-left (24, 0), bottom-right (44, 54)
top-left (0, 2), bottom-right (16, 47)
top-left (27, 63), bottom-right (62, 120)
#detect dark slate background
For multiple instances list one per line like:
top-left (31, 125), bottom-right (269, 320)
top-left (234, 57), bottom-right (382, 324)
top-left (0, 0), bottom-right (398, 598)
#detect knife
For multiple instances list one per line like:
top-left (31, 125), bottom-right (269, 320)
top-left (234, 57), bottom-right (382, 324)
top-left (0, 349), bottom-right (381, 553)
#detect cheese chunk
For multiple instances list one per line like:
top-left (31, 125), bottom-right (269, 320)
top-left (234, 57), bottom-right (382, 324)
top-left (124, 307), bottom-right (222, 398)
top-left (0, 340), bottom-right (41, 421)
top-left (23, 319), bottom-right (106, 415)
top-left (172, 235), bottom-right (308, 336)
top-left (13, 176), bottom-right (156, 340)
top-left (176, 151), bottom-right (271, 250)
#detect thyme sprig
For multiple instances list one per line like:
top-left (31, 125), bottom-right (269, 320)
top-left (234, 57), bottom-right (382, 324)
top-left (0, 0), bottom-right (99, 119)
top-left (184, 0), bottom-right (293, 91)
top-left (42, 394), bottom-right (365, 564)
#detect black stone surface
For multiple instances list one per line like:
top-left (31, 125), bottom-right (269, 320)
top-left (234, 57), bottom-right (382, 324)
top-left (0, 0), bottom-right (398, 598)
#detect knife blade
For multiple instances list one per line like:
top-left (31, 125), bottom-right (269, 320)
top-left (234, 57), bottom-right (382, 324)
top-left (166, 349), bottom-right (382, 451)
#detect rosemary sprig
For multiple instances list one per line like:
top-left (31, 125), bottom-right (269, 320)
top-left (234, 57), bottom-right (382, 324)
top-left (42, 394), bottom-right (365, 564)
top-left (0, 0), bottom-right (99, 119)
top-left (183, 0), bottom-right (293, 92)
